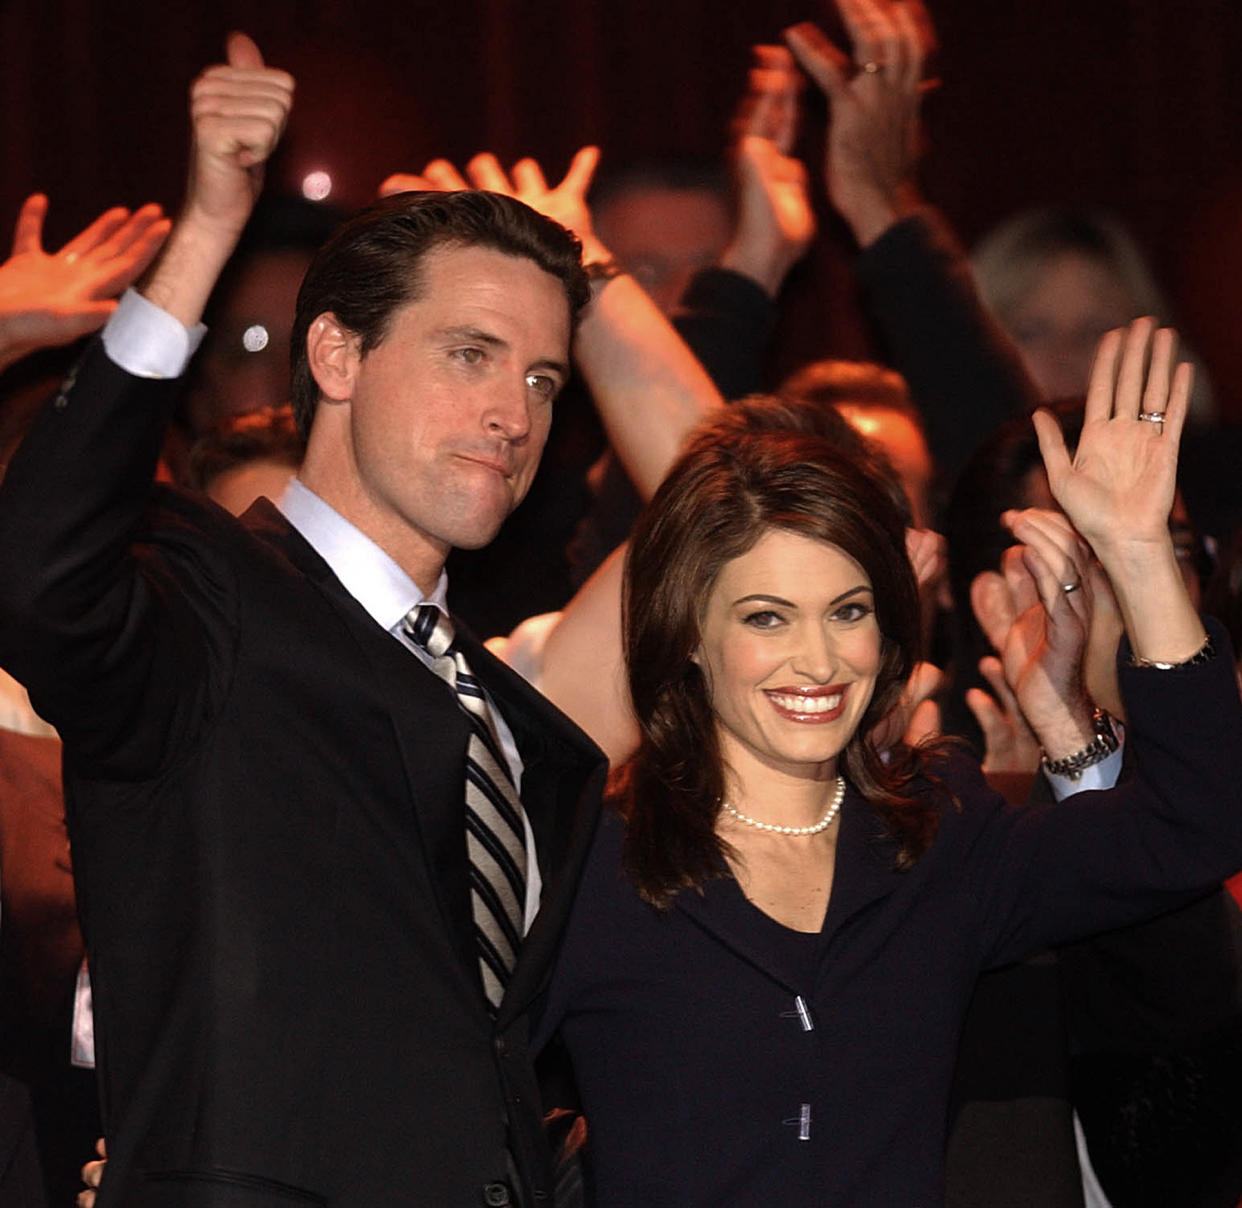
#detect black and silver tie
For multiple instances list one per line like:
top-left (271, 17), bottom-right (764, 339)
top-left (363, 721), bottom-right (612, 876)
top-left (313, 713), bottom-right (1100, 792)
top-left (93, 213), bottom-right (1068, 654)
top-left (402, 604), bottom-right (527, 1012)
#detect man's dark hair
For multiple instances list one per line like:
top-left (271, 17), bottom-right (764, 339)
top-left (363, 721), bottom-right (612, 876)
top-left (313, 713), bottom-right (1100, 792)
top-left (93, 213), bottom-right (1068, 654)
top-left (289, 190), bottom-right (590, 438)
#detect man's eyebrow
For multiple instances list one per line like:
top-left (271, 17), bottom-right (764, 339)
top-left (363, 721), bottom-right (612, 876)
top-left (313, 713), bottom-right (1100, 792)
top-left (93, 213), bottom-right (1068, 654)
top-left (530, 355), bottom-right (571, 381)
top-left (438, 327), bottom-right (569, 379)
top-left (438, 325), bottom-right (507, 348)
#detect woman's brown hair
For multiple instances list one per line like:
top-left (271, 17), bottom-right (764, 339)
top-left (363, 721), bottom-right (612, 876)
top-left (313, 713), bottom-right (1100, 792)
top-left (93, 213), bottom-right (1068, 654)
top-left (615, 398), bottom-right (938, 908)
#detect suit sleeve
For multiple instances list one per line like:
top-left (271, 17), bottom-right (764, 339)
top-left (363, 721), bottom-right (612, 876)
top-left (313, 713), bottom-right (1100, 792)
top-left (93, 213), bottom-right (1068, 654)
top-left (957, 619), bottom-right (1242, 968)
top-left (0, 340), bottom-right (232, 777)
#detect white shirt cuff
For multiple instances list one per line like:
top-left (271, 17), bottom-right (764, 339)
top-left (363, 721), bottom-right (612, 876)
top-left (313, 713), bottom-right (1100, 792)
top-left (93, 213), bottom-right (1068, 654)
top-left (1043, 739), bottom-right (1124, 802)
top-left (101, 289), bottom-right (207, 379)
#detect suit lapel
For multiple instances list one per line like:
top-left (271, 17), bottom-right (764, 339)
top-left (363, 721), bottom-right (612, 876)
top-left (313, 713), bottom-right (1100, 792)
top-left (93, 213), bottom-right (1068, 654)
top-left (242, 503), bottom-right (606, 1022)
top-left (244, 502), bottom-right (482, 996)
top-left (458, 634), bottom-right (607, 1026)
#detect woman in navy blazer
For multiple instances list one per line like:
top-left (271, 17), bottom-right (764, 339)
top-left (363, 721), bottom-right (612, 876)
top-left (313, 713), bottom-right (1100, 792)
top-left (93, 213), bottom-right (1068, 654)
top-left (533, 319), bottom-right (1242, 1207)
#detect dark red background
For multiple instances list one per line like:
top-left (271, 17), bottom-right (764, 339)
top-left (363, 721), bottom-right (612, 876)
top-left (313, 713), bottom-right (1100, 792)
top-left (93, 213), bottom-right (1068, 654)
top-left (4, 0), bottom-right (1240, 412)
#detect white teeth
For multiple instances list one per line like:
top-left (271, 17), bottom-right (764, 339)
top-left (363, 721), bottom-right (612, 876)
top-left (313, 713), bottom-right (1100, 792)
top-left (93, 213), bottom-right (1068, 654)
top-left (768, 692), bottom-right (842, 715)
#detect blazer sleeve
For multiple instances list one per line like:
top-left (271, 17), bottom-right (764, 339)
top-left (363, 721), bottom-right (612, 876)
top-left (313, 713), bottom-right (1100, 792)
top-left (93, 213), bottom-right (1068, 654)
top-left (856, 208), bottom-right (1041, 479)
top-left (673, 267), bottom-right (776, 402)
top-left (957, 619), bottom-right (1242, 968)
top-left (0, 341), bottom-right (234, 777)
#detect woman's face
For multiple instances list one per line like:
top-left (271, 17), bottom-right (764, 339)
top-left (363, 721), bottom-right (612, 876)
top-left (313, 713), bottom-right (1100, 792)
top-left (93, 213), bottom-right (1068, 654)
top-left (694, 528), bottom-right (882, 786)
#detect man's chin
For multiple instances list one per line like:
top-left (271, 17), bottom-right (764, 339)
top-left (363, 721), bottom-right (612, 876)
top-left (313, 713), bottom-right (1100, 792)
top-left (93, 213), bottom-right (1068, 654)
top-left (446, 513), bottom-right (510, 552)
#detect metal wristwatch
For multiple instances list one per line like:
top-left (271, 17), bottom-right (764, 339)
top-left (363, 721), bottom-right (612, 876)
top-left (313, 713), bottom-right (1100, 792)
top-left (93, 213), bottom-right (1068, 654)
top-left (1041, 709), bottom-right (1119, 781)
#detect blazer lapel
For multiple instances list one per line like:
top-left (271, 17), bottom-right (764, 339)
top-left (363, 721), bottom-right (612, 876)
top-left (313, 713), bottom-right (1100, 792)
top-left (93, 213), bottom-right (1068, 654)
top-left (820, 793), bottom-right (905, 947)
top-left (673, 882), bottom-right (803, 995)
top-left (671, 789), bottom-right (906, 992)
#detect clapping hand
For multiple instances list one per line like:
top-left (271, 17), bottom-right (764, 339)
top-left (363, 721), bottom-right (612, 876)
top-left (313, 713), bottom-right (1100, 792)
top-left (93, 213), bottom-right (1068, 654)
top-left (720, 46), bottom-right (816, 296)
top-left (784, 0), bottom-right (933, 247)
top-left (971, 528), bottom-right (1097, 766)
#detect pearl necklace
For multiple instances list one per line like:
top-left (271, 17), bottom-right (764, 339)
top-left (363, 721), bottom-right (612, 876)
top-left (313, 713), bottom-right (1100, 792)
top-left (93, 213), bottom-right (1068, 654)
top-left (719, 776), bottom-right (846, 836)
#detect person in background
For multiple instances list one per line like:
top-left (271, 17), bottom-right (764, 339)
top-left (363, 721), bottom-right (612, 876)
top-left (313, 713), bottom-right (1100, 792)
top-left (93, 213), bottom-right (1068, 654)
top-left (184, 404), bottom-right (303, 514)
top-left (972, 206), bottom-right (1216, 422)
top-left (0, 190), bottom-right (167, 1208)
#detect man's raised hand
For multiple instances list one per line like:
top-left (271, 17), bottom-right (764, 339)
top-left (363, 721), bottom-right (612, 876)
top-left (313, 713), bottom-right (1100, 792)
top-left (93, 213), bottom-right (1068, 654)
top-left (184, 32), bottom-right (294, 238)
top-left (380, 148), bottom-right (604, 257)
top-left (144, 33), bottom-right (293, 328)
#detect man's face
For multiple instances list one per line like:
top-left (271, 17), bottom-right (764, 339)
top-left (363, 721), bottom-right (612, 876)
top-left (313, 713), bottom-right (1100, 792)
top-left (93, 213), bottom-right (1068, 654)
top-left (313, 244), bottom-right (571, 586)
top-left (595, 186), bottom-right (732, 315)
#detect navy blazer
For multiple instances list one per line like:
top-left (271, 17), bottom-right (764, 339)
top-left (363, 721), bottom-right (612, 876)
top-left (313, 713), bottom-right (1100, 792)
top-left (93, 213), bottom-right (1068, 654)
top-left (540, 632), bottom-right (1242, 1208)
top-left (0, 342), bottom-right (606, 1208)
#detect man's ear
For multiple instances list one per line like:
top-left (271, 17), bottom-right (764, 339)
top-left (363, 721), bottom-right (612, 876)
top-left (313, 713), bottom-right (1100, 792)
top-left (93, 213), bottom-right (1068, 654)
top-left (305, 313), bottom-right (360, 404)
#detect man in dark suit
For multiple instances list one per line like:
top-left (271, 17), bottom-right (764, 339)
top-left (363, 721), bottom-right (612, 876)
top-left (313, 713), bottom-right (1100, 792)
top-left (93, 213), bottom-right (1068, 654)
top-left (0, 33), bottom-right (607, 1208)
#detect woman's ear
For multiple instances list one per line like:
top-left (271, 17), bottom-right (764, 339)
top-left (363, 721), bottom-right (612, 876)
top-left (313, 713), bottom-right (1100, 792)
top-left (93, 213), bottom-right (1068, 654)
top-left (305, 313), bottom-right (361, 404)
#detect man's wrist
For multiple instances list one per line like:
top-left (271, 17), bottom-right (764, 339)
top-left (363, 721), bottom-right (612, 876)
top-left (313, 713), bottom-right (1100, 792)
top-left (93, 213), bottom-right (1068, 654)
top-left (716, 240), bottom-right (793, 299)
top-left (102, 290), bottom-right (206, 380)
top-left (1040, 708), bottom-right (1119, 779)
top-left (836, 182), bottom-right (921, 249)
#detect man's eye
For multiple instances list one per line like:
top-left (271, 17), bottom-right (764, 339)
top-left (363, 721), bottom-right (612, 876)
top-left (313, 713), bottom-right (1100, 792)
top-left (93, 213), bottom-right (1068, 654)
top-left (454, 347), bottom-right (484, 365)
top-left (526, 373), bottom-right (558, 399)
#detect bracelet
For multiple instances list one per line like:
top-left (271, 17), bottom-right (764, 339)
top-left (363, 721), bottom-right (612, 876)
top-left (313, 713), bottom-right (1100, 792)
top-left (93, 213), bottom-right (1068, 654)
top-left (1041, 709), bottom-right (1119, 781)
top-left (1128, 631), bottom-right (1214, 670)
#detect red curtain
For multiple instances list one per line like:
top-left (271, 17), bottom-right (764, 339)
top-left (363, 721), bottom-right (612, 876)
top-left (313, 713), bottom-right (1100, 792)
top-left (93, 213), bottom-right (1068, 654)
top-left (4, 0), bottom-right (1241, 409)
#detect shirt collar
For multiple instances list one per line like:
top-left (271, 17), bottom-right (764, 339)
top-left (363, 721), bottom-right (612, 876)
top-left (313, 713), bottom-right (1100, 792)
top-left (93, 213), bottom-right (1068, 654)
top-left (277, 477), bottom-right (449, 630)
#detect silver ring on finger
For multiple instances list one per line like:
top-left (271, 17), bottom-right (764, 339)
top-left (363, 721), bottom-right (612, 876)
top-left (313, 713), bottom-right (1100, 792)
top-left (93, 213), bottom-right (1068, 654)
top-left (1061, 581), bottom-right (1081, 595)
top-left (1137, 411), bottom-right (1165, 426)
top-left (858, 60), bottom-right (888, 74)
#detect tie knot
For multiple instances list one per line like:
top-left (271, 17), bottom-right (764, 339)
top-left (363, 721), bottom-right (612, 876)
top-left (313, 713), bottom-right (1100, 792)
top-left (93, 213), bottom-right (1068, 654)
top-left (403, 603), bottom-right (455, 659)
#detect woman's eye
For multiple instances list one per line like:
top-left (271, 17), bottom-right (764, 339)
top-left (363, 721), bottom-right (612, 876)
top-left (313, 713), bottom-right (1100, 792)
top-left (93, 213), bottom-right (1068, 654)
top-left (742, 610), bottom-right (784, 630)
top-left (834, 601), bottom-right (873, 623)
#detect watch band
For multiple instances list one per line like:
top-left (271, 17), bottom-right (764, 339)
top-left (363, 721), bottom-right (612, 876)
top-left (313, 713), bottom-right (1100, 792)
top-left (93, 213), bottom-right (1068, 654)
top-left (1041, 709), bottom-right (1119, 782)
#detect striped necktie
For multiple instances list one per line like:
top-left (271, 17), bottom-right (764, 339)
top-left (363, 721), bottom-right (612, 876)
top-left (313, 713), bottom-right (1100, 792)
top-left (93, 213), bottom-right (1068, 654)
top-left (402, 603), bottom-right (527, 1013)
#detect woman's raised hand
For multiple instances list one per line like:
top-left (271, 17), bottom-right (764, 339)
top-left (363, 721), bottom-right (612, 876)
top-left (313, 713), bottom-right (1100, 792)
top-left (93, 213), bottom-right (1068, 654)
top-left (1033, 318), bottom-right (1205, 666)
top-left (1033, 318), bottom-right (1189, 554)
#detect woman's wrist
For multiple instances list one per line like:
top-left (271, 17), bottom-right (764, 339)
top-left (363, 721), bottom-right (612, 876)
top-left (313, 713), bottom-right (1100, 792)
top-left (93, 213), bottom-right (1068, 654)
top-left (1093, 542), bottom-right (1206, 666)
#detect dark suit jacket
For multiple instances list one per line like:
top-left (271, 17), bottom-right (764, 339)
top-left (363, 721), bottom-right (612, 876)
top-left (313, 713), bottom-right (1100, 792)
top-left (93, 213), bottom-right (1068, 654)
top-left (0, 342), bottom-right (607, 1207)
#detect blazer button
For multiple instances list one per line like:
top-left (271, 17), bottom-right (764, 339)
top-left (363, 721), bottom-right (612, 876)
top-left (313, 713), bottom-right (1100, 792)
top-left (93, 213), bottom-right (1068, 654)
top-left (482, 1182), bottom-right (511, 1206)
